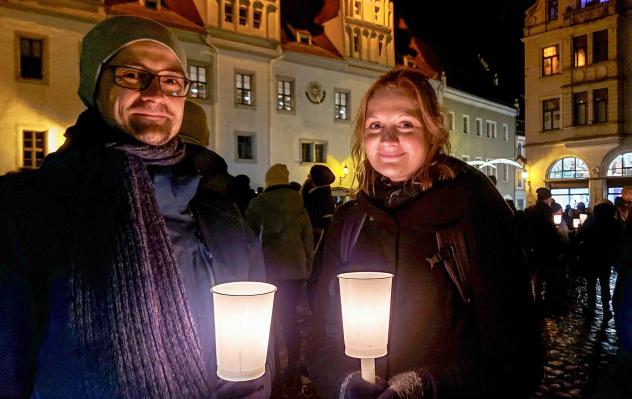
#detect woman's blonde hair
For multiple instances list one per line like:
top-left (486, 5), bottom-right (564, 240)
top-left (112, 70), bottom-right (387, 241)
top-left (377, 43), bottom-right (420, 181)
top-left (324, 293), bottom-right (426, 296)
top-left (351, 66), bottom-right (455, 195)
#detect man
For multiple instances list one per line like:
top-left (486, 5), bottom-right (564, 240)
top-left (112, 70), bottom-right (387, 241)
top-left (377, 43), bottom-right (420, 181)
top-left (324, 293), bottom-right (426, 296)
top-left (0, 16), bottom-right (271, 398)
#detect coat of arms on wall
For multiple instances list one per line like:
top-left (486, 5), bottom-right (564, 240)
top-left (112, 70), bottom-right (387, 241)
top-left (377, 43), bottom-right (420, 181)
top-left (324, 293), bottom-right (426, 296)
top-left (305, 81), bottom-right (326, 104)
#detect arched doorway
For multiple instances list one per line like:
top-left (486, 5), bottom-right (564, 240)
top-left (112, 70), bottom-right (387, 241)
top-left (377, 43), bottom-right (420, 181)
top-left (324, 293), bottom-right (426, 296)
top-left (546, 156), bottom-right (590, 209)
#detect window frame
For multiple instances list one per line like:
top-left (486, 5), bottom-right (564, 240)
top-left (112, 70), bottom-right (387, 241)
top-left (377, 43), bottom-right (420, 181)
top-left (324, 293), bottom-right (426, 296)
top-left (542, 97), bottom-right (561, 131)
top-left (300, 139), bottom-right (328, 164)
top-left (15, 32), bottom-right (49, 84)
top-left (607, 152), bottom-right (632, 176)
top-left (276, 76), bottom-right (295, 114)
top-left (593, 88), bottom-right (608, 123)
top-left (502, 123), bottom-right (509, 141)
top-left (475, 118), bottom-right (482, 136)
top-left (334, 88), bottom-right (351, 122)
top-left (573, 91), bottom-right (588, 126)
top-left (548, 157), bottom-right (590, 179)
top-left (547, 0), bottom-right (558, 21)
top-left (20, 129), bottom-right (48, 169)
top-left (542, 44), bottom-right (560, 77)
top-left (234, 69), bottom-right (255, 108)
top-left (234, 131), bottom-right (257, 163)
top-left (593, 29), bottom-right (608, 63)
top-left (573, 35), bottom-right (587, 68)
top-left (462, 114), bottom-right (470, 134)
top-left (187, 62), bottom-right (210, 101)
top-left (485, 120), bottom-right (497, 139)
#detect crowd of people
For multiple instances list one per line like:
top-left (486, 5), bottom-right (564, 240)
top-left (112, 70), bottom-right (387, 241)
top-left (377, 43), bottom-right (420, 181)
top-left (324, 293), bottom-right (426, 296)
top-left (1, 15), bottom-right (630, 399)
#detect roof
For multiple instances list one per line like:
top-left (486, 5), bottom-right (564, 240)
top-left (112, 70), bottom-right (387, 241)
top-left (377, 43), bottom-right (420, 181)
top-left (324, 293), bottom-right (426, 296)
top-left (105, 0), bottom-right (205, 33)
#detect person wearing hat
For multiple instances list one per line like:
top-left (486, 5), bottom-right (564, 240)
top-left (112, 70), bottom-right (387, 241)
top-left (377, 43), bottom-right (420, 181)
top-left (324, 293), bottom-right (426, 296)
top-left (0, 16), bottom-right (270, 398)
top-left (524, 187), bottom-right (564, 306)
top-left (246, 164), bottom-right (313, 397)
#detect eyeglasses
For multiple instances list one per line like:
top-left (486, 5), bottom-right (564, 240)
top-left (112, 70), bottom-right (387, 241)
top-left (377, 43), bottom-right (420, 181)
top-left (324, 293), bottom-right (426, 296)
top-left (107, 65), bottom-right (191, 97)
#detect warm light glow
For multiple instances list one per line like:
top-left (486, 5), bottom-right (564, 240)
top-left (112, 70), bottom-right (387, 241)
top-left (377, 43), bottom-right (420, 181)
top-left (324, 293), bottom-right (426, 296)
top-left (212, 281), bottom-right (276, 381)
top-left (554, 214), bottom-right (562, 225)
top-left (521, 171), bottom-right (529, 180)
top-left (573, 219), bottom-right (580, 228)
top-left (579, 213), bottom-right (588, 224)
top-left (338, 272), bottom-right (393, 359)
top-left (343, 164), bottom-right (349, 176)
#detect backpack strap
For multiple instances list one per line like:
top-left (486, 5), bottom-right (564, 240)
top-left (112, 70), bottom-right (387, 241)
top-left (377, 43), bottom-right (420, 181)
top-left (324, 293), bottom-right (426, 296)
top-left (428, 228), bottom-right (473, 305)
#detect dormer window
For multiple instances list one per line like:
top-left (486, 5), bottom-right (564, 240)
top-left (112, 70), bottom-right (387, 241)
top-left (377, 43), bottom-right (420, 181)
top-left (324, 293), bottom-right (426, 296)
top-left (297, 30), bottom-right (311, 45)
top-left (254, 9), bottom-right (262, 29)
top-left (403, 55), bottom-right (416, 68)
top-left (144, 0), bottom-right (160, 10)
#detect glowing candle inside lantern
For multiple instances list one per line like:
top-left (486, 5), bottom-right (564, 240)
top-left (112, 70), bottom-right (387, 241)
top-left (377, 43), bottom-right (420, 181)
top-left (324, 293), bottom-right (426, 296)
top-left (212, 282), bottom-right (276, 381)
top-left (338, 272), bottom-right (393, 383)
top-left (554, 214), bottom-right (562, 225)
top-left (573, 219), bottom-right (580, 228)
top-left (579, 213), bottom-right (588, 224)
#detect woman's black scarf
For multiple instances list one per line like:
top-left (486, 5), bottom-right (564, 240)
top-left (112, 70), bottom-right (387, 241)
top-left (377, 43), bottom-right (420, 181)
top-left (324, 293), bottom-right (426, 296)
top-left (373, 175), bottom-right (422, 209)
top-left (62, 109), bottom-right (212, 397)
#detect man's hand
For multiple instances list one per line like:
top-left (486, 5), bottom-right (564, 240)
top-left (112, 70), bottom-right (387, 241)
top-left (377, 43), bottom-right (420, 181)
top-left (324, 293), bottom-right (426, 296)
top-left (215, 374), bottom-right (267, 399)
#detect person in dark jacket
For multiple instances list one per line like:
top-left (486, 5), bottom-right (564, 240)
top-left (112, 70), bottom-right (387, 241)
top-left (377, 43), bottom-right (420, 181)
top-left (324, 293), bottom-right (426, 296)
top-left (246, 164), bottom-right (314, 396)
top-left (305, 67), bottom-right (541, 399)
top-left (0, 16), bottom-right (271, 398)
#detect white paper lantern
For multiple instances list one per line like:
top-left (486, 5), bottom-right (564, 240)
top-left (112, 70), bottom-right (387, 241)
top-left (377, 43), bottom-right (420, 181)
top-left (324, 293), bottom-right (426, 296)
top-left (554, 214), bottom-right (562, 225)
top-left (212, 282), bottom-right (276, 381)
top-left (579, 213), bottom-right (588, 224)
top-left (338, 272), bottom-right (393, 382)
top-left (573, 219), bottom-right (580, 228)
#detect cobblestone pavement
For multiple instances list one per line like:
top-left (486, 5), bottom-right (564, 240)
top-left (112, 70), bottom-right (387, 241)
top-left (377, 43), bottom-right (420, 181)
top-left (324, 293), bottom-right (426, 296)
top-left (272, 272), bottom-right (627, 399)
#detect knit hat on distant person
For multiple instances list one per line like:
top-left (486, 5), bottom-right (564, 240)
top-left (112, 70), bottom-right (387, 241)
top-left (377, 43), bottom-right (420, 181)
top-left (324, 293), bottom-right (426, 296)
top-left (536, 187), bottom-right (552, 201)
top-left (310, 165), bottom-right (335, 186)
top-left (265, 164), bottom-right (290, 188)
top-left (179, 100), bottom-right (210, 147)
top-left (78, 15), bottom-right (188, 108)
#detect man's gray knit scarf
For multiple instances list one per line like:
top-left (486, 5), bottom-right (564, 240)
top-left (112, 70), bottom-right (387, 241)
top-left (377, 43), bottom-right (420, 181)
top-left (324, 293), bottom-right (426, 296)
top-left (67, 110), bottom-right (212, 397)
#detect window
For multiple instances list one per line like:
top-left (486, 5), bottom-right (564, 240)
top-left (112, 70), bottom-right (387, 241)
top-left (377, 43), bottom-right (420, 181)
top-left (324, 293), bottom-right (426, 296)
top-left (144, 0), bottom-right (159, 10)
top-left (239, 5), bottom-right (247, 25)
top-left (502, 164), bottom-right (509, 182)
top-left (593, 30), bottom-right (608, 63)
top-left (608, 187), bottom-right (623, 203)
top-left (353, 34), bottom-right (359, 53)
top-left (354, 0), bottom-right (362, 15)
top-left (502, 123), bottom-right (509, 140)
top-left (334, 89), bottom-right (350, 121)
top-left (277, 78), bottom-right (294, 112)
top-left (542, 98), bottom-right (560, 130)
top-left (578, 0), bottom-right (609, 9)
top-left (486, 158), bottom-right (496, 177)
top-left (551, 188), bottom-right (590, 209)
top-left (573, 35), bottom-right (587, 67)
top-left (254, 9), bottom-right (262, 29)
top-left (462, 155), bottom-right (470, 162)
top-left (475, 118), bottom-right (482, 136)
top-left (573, 91), bottom-right (588, 125)
top-left (593, 88), bottom-right (608, 123)
top-left (542, 45), bottom-right (559, 76)
top-left (21, 130), bottom-right (47, 169)
top-left (548, 157), bottom-right (589, 179)
top-left (297, 31), bottom-right (311, 45)
top-left (516, 170), bottom-right (524, 188)
top-left (607, 152), bottom-right (632, 176)
top-left (448, 111), bottom-right (455, 131)
top-left (486, 120), bottom-right (497, 138)
top-left (18, 36), bottom-right (44, 80)
top-left (462, 115), bottom-right (470, 134)
top-left (517, 142), bottom-right (524, 157)
top-left (235, 72), bottom-right (254, 107)
top-left (224, 2), bottom-right (233, 23)
top-left (301, 140), bottom-right (327, 163)
top-left (547, 0), bottom-right (558, 21)
top-left (235, 132), bottom-right (256, 162)
top-left (188, 65), bottom-right (208, 100)
top-left (374, 0), bottom-right (382, 22)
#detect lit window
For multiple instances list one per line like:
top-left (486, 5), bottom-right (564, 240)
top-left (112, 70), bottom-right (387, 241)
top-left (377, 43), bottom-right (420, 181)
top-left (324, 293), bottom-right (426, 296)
top-left (542, 45), bottom-right (559, 76)
top-left (354, 0), bottom-right (362, 15)
top-left (188, 65), bottom-right (208, 100)
top-left (593, 88), bottom-right (608, 123)
top-left (22, 130), bottom-right (47, 169)
top-left (254, 9), bottom-right (262, 29)
top-left (277, 79), bottom-right (294, 112)
top-left (334, 90), bottom-right (350, 121)
top-left (542, 98), bottom-right (560, 130)
top-left (476, 118), bottom-right (482, 136)
top-left (593, 30), bottom-right (608, 63)
top-left (548, 157), bottom-right (589, 179)
top-left (573, 92), bottom-right (588, 125)
top-left (235, 72), bottom-right (254, 107)
top-left (236, 133), bottom-right (256, 161)
top-left (19, 37), bottom-right (44, 80)
top-left (607, 152), bottom-right (632, 176)
top-left (551, 188), bottom-right (590, 209)
top-left (573, 35), bottom-right (587, 67)
top-left (301, 140), bottom-right (327, 163)
top-left (578, 0), bottom-right (609, 9)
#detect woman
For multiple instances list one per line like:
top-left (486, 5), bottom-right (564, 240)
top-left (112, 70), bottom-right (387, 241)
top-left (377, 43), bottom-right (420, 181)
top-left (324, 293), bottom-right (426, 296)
top-left (305, 67), bottom-right (541, 398)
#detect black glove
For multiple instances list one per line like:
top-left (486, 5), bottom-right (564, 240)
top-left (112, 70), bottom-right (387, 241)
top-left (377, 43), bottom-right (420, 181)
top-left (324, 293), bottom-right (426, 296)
top-left (215, 374), bottom-right (267, 399)
top-left (344, 373), bottom-right (388, 399)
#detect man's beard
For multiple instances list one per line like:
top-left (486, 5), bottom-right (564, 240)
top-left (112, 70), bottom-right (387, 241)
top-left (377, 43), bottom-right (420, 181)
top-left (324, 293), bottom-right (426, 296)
top-left (129, 117), bottom-right (174, 145)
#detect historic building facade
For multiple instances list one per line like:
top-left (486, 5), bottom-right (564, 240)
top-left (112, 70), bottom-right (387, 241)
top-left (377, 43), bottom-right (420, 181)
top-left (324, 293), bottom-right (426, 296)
top-left (523, 0), bottom-right (632, 208)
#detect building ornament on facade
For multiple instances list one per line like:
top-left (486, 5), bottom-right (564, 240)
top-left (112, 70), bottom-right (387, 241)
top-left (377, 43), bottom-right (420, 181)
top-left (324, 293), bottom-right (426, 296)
top-left (305, 81), bottom-right (326, 104)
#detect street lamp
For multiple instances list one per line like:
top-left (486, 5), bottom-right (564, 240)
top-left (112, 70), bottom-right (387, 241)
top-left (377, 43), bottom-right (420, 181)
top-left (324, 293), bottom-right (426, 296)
top-left (339, 164), bottom-right (349, 185)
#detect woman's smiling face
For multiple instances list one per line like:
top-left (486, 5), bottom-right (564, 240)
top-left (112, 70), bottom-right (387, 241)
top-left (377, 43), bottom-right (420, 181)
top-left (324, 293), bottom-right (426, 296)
top-left (363, 86), bottom-right (430, 183)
